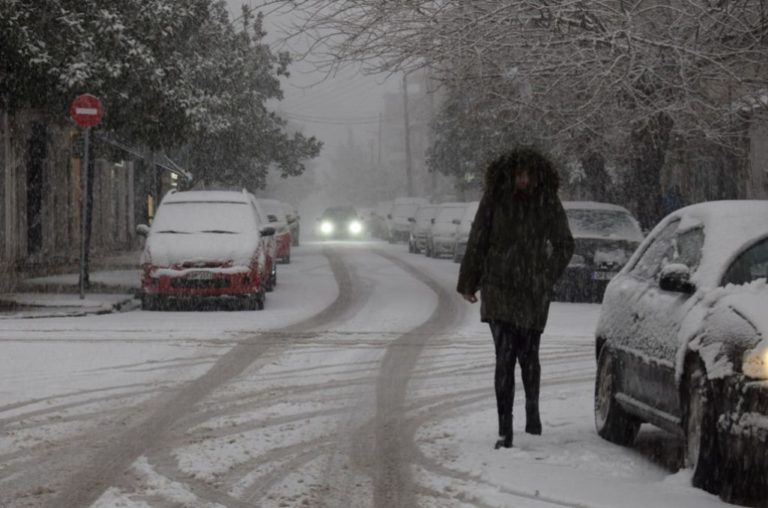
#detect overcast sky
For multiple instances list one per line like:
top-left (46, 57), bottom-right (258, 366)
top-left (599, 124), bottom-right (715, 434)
top-left (225, 1), bottom-right (400, 169)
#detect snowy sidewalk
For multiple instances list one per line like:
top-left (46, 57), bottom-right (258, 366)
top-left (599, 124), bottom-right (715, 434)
top-left (1, 268), bottom-right (140, 319)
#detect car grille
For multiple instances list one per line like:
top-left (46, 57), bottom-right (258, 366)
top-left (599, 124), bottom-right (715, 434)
top-left (170, 278), bottom-right (230, 289)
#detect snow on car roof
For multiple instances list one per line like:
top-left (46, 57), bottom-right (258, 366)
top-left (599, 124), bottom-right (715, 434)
top-left (658, 200), bottom-right (768, 287)
top-left (562, 201), bottom-right (633, 213)
top-left (162, 190), bottom-right (251, 204)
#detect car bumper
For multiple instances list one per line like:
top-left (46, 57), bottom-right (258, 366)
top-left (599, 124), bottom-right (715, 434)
top-left (142, 269), bottom-right (261, 298)
top-left (276, 234), bottom-right (291, 258)
top-left (431, 238), bottom-right (455, 256)
top-left (716, 378), bottom-right (768, 501)
top-left (553, 266), bottom-right (619, 302)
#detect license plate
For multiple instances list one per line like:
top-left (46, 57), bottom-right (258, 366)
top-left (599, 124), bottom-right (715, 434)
top-left (186, 271), bottom-right (213, 280)
top-left (592, 271), bottom-right (617, 281)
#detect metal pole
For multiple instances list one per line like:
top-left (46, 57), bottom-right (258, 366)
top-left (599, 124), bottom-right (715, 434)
top-left (402, 73), bottom-right (413, 196)
top-left (79, 127), bottom-right (90, 299)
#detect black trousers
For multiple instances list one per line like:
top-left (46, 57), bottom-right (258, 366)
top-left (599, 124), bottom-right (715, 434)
top-left (489, 321), bottom-right (541, 436)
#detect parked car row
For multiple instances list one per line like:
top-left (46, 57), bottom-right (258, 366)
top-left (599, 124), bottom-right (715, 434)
top-left (136, 189), bottom-right (299, 311)
top-left (402, 196), bottom-right (768, 505)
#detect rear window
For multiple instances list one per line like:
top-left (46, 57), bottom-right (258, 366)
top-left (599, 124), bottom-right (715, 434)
top-left (722, 236), bottom-right (768, 286)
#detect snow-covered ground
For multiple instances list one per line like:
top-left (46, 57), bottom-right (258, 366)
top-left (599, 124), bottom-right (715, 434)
top-left (0, 242), bottom-right (730, 507)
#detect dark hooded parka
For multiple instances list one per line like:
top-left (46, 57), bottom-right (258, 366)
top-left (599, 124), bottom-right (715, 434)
top-left (457, 148), bottom-right (574, 332)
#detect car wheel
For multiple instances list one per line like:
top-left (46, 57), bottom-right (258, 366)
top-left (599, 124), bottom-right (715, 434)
top-left (683, 358), bottom-right (721, 494)
top-left (141, 295), bottom-right (156, 311)
top-left (594, 346), bottom-right (641, 446)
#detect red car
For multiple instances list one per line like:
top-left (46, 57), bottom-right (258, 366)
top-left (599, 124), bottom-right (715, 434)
top-left (137, 190), bottom-right (276, 310)
top-left (256, 198), bottom-right (292, 264)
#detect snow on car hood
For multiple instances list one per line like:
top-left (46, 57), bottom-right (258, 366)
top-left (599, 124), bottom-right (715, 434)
top-left (143, 232), bottom-right (261, 267)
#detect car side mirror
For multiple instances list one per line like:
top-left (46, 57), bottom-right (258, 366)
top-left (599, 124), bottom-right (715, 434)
top-left (452, 219), bottom-right (461, 225)
top-left (260, 226), bottom-right (276, 237)
top-left (136, 224), bottom-right (150, 237)
top-left (659, 264), bottom-right (696, 294)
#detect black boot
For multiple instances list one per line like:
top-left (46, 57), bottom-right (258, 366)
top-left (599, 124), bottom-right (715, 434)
top-left (495, 413), bottom-right (513, 449)
top-left (525, 401), bottom-right (542, 435)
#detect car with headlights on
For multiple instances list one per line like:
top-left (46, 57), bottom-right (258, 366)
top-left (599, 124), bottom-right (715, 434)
top-left (409, 204), bottom-right (439, 254)
top-left (318, 206), bottom-right (365, 239)
top-left (137, 190), bottom-right (275, 311)
top-left (257, 198), bottom-right (292, 264)
top-left (552, 202), bottom-right (644, 302)
top-left (593, 200), bottom-right (768, 505)
top-left (451, 201), bottom-right (479, 263)
top-left (425, 202), bottom-right (467, 258)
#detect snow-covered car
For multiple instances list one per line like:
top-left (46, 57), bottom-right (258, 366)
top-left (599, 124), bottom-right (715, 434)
top-left (425, 202), bottom-right (467, 258)
top-left (594, 200), bottom-right (768, 505)
top-left (408, 204), bottom-right (439, 254)
top-left (317, 206), bottom-right (365, 239)
top-left (371, 201), bottom-right (393, 239)
top-left (257, 198), bottom-right (292, 264)
top-left (282, 202), bottom-right (301, 247)
top-left (451, 201), bottom-right (479, 263)
top-left (137, 190), bottom-right (275, 311)
top-left (552, 202), bottom-right (644, 302)
top-left (387, 197), bottom-right (428, 243)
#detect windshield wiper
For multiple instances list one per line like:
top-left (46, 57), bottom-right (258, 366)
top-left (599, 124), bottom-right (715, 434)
top-left (156, 230), bottom-right (189, 234)
top-left (199, 229), bottom-right (237, 234)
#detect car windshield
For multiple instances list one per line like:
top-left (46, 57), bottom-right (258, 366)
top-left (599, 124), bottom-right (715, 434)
top-left (392, 203), bottom-right (421, 218)
top-left (152, 201), bottom-right (256, 234)
top-left (322, 208), bottom-right (357, 220)
top-left (415, 207), bottom-right (438, 226)
top-left (566, 209), bottom-right (642, 241)
top-left (435, 206), bottom-right (465, 223)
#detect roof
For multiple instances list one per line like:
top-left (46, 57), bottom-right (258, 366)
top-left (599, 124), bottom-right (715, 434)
top-left (162, 190), bottom-right (250, 204)
top-left (644, 200), bottom-right (768, 287)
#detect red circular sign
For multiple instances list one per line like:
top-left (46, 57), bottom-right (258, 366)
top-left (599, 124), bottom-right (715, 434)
top-left (69, 94), bottom-right (104, 128)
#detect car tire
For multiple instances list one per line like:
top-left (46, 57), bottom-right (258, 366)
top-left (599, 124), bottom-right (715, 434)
top-left (141, 295), bottom-right (156, 311)
top-left (594, 346), bottom-right (641, 446)
top-left (683, 358), bottom-right (721, 495)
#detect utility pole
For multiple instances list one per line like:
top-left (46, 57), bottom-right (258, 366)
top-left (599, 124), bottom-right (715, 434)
top-left (402, 73), bottom-right (414, 196)
top-left (377, 112), bottom-right (382, 165)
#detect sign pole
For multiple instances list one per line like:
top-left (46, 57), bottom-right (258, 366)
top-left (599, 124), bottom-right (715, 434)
top-left (79, 127), bottom-right (90, 300)
top-left (69, 93), bottom-right (104, 300)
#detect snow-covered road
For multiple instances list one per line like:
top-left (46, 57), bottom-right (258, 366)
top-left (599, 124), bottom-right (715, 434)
top-left (0, 242), bottom-right (731, 507)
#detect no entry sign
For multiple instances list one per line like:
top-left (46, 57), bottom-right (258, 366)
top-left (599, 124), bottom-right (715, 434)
top-left (69, 94), bottom-right (104, 128)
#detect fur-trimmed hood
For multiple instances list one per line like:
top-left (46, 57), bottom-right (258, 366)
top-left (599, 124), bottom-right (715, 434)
top-left (484, 147), bottom-right (560, 198)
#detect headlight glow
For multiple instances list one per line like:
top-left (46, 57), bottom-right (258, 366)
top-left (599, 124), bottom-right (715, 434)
top-left (349, 221), bottom-right (363, 235)
top-left (743, 347), bottom-right (768, 379)
top-left (320, 221), bottom-right (335, 235)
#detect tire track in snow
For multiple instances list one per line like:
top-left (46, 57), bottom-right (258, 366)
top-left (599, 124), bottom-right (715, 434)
top-left (42, 249), bottom-right (359, 508)
top-left (360, 249), bottom-right (464, 508)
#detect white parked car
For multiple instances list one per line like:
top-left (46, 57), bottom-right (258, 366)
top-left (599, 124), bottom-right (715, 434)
top-left (594, 201), bottom-right (768, 505)
top-left (425, 202), bottom-right (467, 258)
top-left (451, 201), bottom-right (479, 263)
top-left (387, 197), bottom-right (428, 243)
top-left (409, 204), bottom-right (440, 254)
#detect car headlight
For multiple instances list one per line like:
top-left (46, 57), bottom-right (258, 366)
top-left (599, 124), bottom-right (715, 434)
top-left (349, 221), bottom-right (363, 235)
top-left (743, 347), bottom-right (768, 379)
top-left (320, 221), bottom-right (334, 235)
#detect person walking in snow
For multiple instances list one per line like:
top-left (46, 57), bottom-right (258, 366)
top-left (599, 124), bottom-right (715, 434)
top-left (457, 147), bottom-right (574, 449)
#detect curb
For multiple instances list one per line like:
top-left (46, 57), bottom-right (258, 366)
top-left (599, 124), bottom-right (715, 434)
top-left (0, 296), bottom-right (139, 320)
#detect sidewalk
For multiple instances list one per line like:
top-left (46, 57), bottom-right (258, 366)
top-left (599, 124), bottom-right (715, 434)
top-left (0, 253), bottom-right (142, 319)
